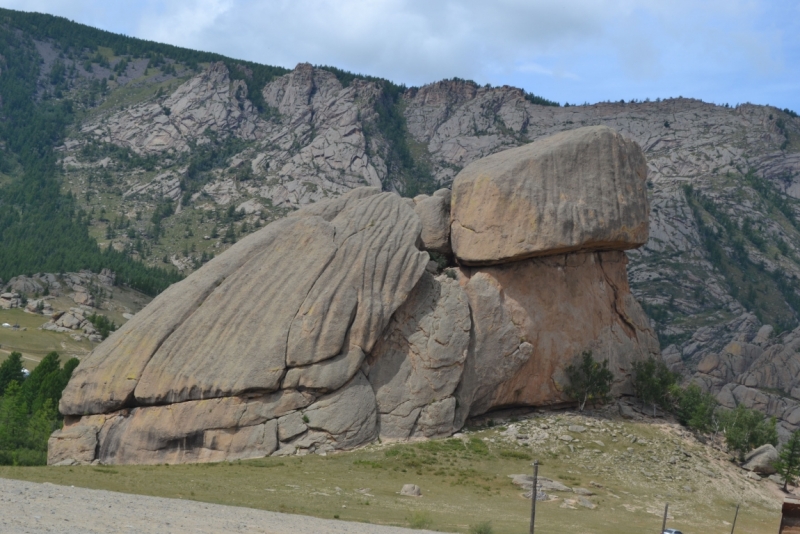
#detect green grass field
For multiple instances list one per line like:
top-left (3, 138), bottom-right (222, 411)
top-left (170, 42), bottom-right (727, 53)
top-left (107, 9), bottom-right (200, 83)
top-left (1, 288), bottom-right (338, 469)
top-left (0, 309), bottom-right (92, 369)
top-left (0, 413), bottom-right (784, 533)
top-left (0, 287), bottom-right (148, 370)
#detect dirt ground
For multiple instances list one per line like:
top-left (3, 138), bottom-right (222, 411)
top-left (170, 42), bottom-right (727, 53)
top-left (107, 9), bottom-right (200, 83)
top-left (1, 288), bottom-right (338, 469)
top-left (0, 478), bottom-right (439, 534)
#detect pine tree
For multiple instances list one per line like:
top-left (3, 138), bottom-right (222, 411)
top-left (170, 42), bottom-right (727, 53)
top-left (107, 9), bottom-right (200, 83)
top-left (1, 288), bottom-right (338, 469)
top-left (26, 399), bottom-right (58, 451)
top-left (0, 352), bottom-right (24, 395)
top-left (776, 430), bottom-right (800, 491)
top-left (21, 351), bottom-right (60, 410)
top-left (0, 381), bottom-right (28, 450)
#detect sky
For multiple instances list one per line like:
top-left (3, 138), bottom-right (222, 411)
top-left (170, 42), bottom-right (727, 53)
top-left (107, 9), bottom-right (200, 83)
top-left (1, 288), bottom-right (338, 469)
top-left (1, 0), bottom-right (798, 111)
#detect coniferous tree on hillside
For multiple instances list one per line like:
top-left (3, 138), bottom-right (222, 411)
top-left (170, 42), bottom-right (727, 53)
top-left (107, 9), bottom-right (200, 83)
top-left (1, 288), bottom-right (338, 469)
top-left (776, 430), bottom-right (800, 491)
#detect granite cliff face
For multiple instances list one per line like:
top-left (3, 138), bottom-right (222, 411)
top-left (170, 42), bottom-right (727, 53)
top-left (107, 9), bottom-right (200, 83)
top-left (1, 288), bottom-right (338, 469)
top-left (49, 126), bottom-right (658, 465)
top-left (62, 62), bottom-right (800, 371)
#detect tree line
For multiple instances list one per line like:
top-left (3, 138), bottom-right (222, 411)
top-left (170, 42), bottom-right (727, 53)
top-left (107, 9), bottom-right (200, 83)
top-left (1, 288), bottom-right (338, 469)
top-left (0, 352), bottom-right (77, 465)
top-left (0, 20), bottom-right (181, 296)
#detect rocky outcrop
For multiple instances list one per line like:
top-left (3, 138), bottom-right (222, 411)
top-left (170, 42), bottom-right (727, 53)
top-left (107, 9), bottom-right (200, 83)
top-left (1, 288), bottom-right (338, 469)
top-left (0, 292), bottom-right (22, 310)
top-left (368, 272), bottom-right (471, 439)
top-left (742, 444), bottom-right (779, 474)
top-left (454, 250), bottom-right (659, 425)
top-left (451, 126), bottom-right (649, 265)
top-left (412, 189), bottom-right (452, 255)
top-left (50, 127), bottom-right (657, 465)
top-left (61, 188), bottom-right (427, 414)
top-left (690, 323), bottom-right (800, 442)
top-left (82, 62), bottom-right (263, 154)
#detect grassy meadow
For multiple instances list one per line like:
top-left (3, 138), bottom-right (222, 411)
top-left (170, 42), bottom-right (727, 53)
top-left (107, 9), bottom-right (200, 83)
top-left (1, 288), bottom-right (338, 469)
top-left (0, 411), bottom-right (785, 533)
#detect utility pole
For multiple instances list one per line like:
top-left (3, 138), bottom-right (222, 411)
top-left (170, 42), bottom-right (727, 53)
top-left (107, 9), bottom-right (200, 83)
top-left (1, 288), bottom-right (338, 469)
top-left (730, 503), bottom-right (740, 533)
top-left (529, 460), bottom-right (539, 534)
top-left (661, 503), bottom-right (669, 533)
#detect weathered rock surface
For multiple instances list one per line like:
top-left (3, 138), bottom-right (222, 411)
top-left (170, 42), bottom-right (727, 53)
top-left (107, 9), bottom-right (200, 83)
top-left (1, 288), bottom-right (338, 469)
top-left (94, 390), bottom-right (309, 465)
top-left (451, 126), bottom-right (649, 265)
top-left (368, 272), bottom-right (470, 439)
top-left (62, 190), bottom-right (427, 414)
top-left (742, 444), bottom-right (779, 475)
top-left (413, 189), bottom-right (452, 254)
top-left (55, 190), bottom-right (428, 463)
top-left (82, 62), bottom-right (263, 155)
top-left (690, 323), bottom-right (800, 442)
top-left (454, 250), bottom-right (659, 425)
top-left (52, 127), bottom-right (656, 465)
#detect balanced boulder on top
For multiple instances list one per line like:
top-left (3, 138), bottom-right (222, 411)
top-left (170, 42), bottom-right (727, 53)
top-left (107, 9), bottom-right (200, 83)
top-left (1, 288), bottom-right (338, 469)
top-left (450, 125), bottom-right (649, 265)
top-left (50, 126), bottom-right (659, 465)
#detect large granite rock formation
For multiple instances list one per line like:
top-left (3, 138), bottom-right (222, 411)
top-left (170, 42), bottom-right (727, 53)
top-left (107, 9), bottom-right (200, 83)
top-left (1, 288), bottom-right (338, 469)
top-left (50, 126), bottom-right (659, 465)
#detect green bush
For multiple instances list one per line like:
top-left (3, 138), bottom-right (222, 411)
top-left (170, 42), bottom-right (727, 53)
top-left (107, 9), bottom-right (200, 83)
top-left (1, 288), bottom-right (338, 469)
top-left (564, 351), bottom-right (613, 411)
top-left (673, 384), bottom-right (718, 432)
top-left (469, 521), bottom-right (494, 534)
top-left (87, 313), bottom-right (117, 339)
top-left (408, 511), bottom-right (433, 529)
top-left (632, 357), bottom-right (677, 416)
top-left (719, 404), bottom-right (778, 457)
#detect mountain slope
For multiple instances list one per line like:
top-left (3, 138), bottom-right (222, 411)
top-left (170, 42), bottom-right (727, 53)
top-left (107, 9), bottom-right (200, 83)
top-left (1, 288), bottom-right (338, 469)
top-left (2, 8), bottom-right (800, 378)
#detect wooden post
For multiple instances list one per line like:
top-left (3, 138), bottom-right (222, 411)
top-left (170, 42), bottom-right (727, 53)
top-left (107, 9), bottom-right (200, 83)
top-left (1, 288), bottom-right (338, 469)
top-left (661, 503), bottom-right (668, 533)
top-left (529, 460), bottom-right (539, 534)
top-left (730, 503), bottom-right (739, 533)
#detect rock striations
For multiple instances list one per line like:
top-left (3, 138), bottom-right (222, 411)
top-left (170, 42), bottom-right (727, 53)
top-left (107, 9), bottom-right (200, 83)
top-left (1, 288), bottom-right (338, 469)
top-left (49, 126), bottom-right (659, 465)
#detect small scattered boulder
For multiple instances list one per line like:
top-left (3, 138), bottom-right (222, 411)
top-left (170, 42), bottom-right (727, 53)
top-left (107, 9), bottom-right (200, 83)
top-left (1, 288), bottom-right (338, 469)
top-left (400, 484), bottom-right (422, 497)
top-left (72, 291), bottom-right (95, 307)
top-left (619, 404), bottom-right (636, 419)
top-left (742, 444), bottom-right (778, 475)
top-left (0, 292), bottom-right (22, 309)
top-left (568, 425), bottom-right (586, 433)
top-left (510, 475), bottom-right (571, 493)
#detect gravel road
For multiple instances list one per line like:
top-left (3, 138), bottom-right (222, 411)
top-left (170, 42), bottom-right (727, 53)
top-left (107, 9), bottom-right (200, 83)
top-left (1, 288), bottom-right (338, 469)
top-left (0, 478), bottom-right (439, 534)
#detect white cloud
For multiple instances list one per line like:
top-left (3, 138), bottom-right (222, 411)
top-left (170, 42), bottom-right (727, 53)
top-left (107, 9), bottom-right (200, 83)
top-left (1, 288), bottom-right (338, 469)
top-left (0, 0), bottom-right (796, 109)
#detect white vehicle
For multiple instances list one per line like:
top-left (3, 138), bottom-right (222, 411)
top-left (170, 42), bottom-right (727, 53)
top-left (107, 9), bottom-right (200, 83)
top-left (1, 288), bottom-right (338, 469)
top-left (1, 323), bottom-right (10, 328)
top-left (21, 368), bottom-right (30, 378)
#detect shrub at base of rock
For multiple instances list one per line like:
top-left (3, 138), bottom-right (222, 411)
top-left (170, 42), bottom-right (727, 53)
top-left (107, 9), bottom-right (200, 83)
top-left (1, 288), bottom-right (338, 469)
top-left (49, 126), bottom-right (660, 465)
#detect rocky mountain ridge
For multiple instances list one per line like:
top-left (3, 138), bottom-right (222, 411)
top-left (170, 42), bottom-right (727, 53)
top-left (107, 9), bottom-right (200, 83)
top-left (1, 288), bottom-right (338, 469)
top-left (57, 59), bottom-right (800, 371)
